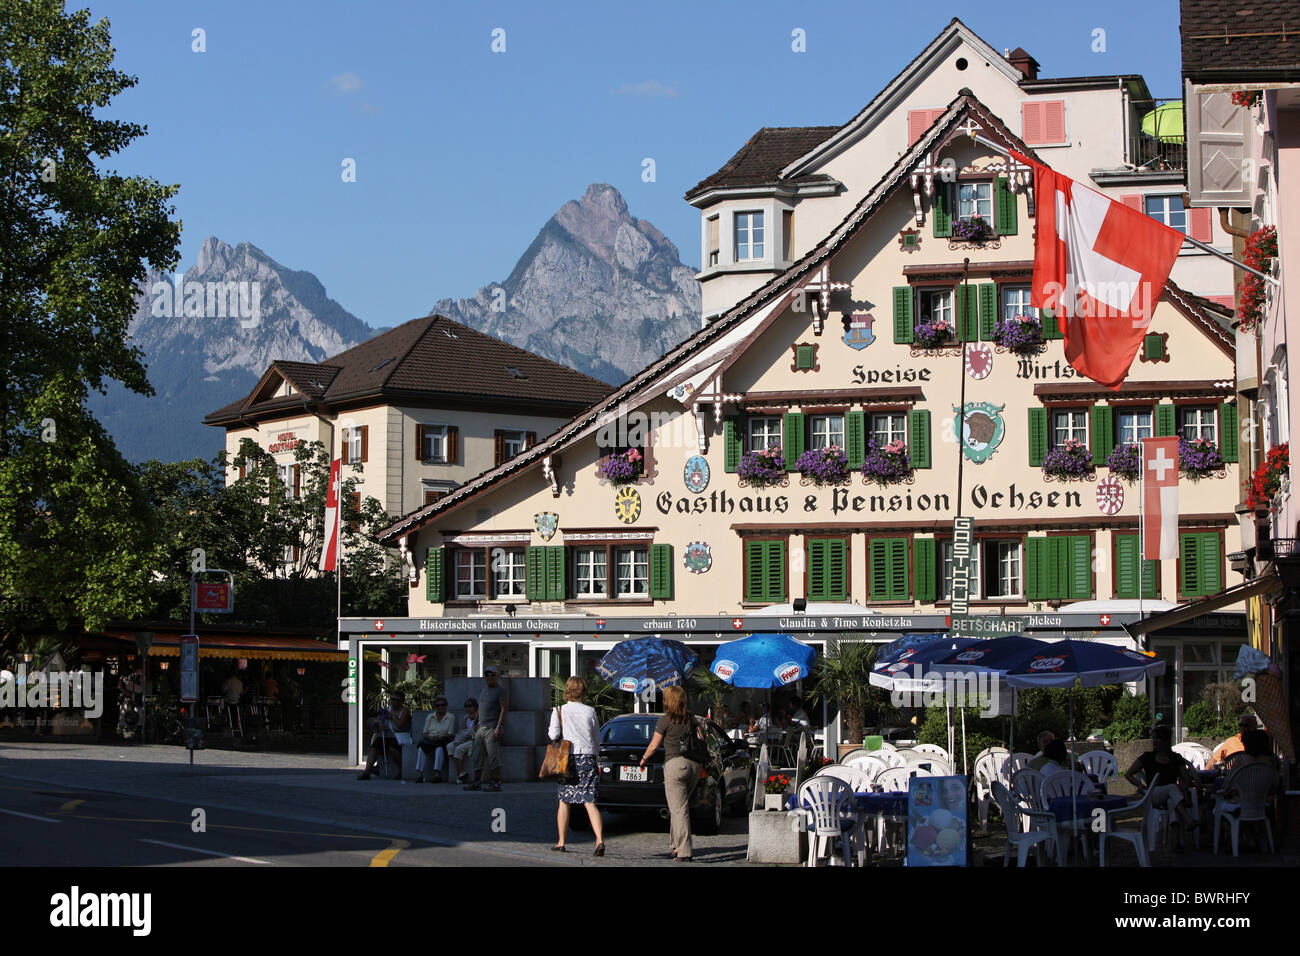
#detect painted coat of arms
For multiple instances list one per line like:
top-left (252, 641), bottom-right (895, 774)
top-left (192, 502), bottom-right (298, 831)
top-left (534, 512), bottom-right (559, 541)
top-left (614, 487), bottom-right (642, 524)
top-left (952, 402), bottom-right (1005, 463)
top-left (684, 456), bottom-right (710, 494)
top-left (683, 541), bottom-right (712, 574)
top-left (842, 313), bottom-right (875, 350)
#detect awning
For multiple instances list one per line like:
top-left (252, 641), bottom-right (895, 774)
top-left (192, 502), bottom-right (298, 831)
top-left (1126, 573), bottom-right (1281, 637)
top-left (84, 628), bottom-right (348, 663)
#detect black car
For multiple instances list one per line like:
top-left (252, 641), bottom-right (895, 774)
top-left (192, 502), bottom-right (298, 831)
top-left (594, 713), bottom-right (754, 834)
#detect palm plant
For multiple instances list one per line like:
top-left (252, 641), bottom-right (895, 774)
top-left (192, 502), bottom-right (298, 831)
top-left (365, 673), bottom-right (441, 712)
top-left (805, 637), bottom-right (892, 744)
top-left (550, 672), bottom-right (622, 723)
top-left (690, 668), bottom-right (734, 719)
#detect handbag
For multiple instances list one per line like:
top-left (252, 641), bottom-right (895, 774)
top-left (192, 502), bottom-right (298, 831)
top-left (680, 715), bottom-right (709, 764)
top-left (539, 706), bottom-right (573, 782)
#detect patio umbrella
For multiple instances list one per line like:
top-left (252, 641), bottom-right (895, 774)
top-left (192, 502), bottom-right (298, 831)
top-left (1141, 101), bottom-right (1184, 142)
top-left (595, 637), bottom-right (698, 700)
top-left (710, 633), bottom-right (816, 689)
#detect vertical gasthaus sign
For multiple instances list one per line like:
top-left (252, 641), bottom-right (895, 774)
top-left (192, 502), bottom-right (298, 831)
top-left (949, 517), bottom-right (973, 633)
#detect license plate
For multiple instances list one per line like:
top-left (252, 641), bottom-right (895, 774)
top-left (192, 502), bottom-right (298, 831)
top-left (619, 766), bottom-right (649, 782)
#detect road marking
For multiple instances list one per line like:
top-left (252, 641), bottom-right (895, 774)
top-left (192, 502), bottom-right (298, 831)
top-left (369, 839), bottom-right (408, 867)
top-left (0, 807), bottom-right (59, 823)
top-left (58, 799), bottom-right (84, 813)
top-left (139, 838), bottom-right (273, 865)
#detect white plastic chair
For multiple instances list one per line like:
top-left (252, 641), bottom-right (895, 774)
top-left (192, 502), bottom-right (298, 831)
top-left (1173, 742), bottom-right (1211, 771)
top-left (881, 750), bottom-right (909, 769)
top-left (875, 740), bottom-right (898, 752)
top-left (1097, 783), bottom-right (1155, 867)
top-left (1078, 750), bottom-right (1119, 784)
top-left (912, 743), bottom-right (950, 762)
top-left (1040, 771), bottom-right (1096, 864)
top-left (1213, 762), bottom-right (1278, 857)
top-left (816, 764), bottom-right (873, 791)
top-left (796, 776), bottom-right (856, 867)
top-left (837, 748), bottom-right (871, 766)
top-left (992, 781), bottom-right (1058, 866)
top-left (1010, 768), bottom-right (1046, 832)
top-left (1004, 752), bottom-right (1035, 775)
top-left (844, 753), bottom-right (888, 782)
top-left (973, 747), bottom-right (1011, 831)
top-left (875, 766), bottom-right (914, 792)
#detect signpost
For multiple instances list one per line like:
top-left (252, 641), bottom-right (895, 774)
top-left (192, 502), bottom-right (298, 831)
top-left (186, 568), bottom-right (235, 764)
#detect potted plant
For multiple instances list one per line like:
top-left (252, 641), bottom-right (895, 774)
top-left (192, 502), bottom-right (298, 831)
top-left (763, 773), bottom-right (792, 811)
top-left (598, 448), bottom-right (643, 486)
top-left (1041, 438), bottom-right (1093, 480)
top-left (1232, 90), bottom-right (1262, 109)
top-left (951, 215), bottom-right (991, 243)
top-left (991, 315), bottom-right (1042, 353)
top-left (737, 446), bottom-right (786, 487)
top-left (861, 438), bottom-right (912, 486)
top-left (795, 445), bottom-right (851, 486)
top-left (1105, 442), bottom-right (1141, 482)
top-left (914, 317), bottom-right (955, 349)
top-left (1246, 443), bottom-right (1289, 512)
top-left (1179, 434), bottom-right (1224, 481)
top-left (1238, 226), bottom-right (1277, 332)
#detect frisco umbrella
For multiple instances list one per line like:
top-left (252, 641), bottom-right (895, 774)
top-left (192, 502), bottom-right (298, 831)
top-left (710, 633), bottom-right (817, 689)
top-left (596, 637), bottom-right (698, 701)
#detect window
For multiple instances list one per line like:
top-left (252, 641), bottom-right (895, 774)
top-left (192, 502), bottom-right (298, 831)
top-left (940, 539), bottom-right (981, 600)
top-left (1051, 410), bottom-right (1088, 448)
top-left (615, 548), bottom-right (649, 597)
top-left (744, 539), bottom-right (786, 603)
top-left (277, 463), bottom-right (299, 498)
top-left (420, 425), bottom-right (448, 463)
top-left (1118, 408), bottom-right (1154, 445)
top-left (1025, 535), bottom-right (1092, 601)
top-left (1002, 284), bottom-right (1034, 321)
top-left (985, 541), bottom-right (1022, 599)
top-left (870, 413), bottom-right (907, 449)
top-left (494, 429), bottom-right (533, 466)
top-left (280, 544), bottom-right (296, 566)
top-left (343, 426), bottom-right (366, 464)
top-left (809, 414), bottom-right (845, 450)
top-left (1180, 406), bottom-right (1218, 444)
top-left (957, 181), bottom-right (993, 220)
top-left (748, 416), bottom-right (782, 452)
top-left (868, 537), bottom-right (910, 603)
top-left (706, 215), bottom-right (720, 268)
top-left (574, 548), bottom-right (608, 597)
top-left (917, 288), bottom-right (953, 330)
top-left (423, 489), bottom-right (446, 507)
top-left (493, 548), bottom-right (526, 599)
top-left (454, 550), bottom-right (486, 599)
top-left (1180, 532), bottom-right (1223, 598)
top-left (782, 210), bottom-right (794, 261)
top-left (1144, 195), bottom-right (1187, 234)
top-left (1114, 534), bottom-right (1159, 599)
top-left (735, 211), bottom-right (764, 261)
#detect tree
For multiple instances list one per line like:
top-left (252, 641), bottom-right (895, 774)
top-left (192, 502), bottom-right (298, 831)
top-left (805, 637), bottom-right (894, 744)
top-left (0, 2), bottom-right (180, 642)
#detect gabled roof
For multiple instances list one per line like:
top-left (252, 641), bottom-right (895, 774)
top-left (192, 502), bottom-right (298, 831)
top-left (204, 315), bottom-right (614, 426)
top-left (1182, 0), bottom-right (1300, 83)
top-left (684, 127), bottom-right (842, 202)
top-left (377, 90), bottom-right (1041, 544)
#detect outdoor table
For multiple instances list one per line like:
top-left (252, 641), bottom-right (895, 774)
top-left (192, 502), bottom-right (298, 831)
top-left (855, 791), bottom-right (909, 816)
top-left (1048, 794), bottom-right (1125, 822)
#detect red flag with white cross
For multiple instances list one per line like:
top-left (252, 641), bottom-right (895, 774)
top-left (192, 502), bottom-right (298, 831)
top-left (1012, 151), bottom-right (1185, 388)
top-left (1141, 436), bottom-right (1180, 560)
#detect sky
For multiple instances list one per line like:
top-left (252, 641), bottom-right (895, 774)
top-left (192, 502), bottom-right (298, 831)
top-left (84, 0), bottom-right (1186, 328)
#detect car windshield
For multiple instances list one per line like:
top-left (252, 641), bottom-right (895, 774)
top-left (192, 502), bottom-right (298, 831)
top-left (601, 719), bottom-right (656, 746)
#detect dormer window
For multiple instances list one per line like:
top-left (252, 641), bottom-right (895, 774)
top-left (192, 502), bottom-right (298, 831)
top-left (735, 211), bottom-right (765, 261)
top-left (957, 181), bottom-right (993, 220)
top-left (706, 215), bottom-right (720, 268)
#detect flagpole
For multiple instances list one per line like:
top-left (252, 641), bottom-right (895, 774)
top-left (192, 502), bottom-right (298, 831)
top-left (956, 258), bottom-right (970, 520)
top-left (1138, 438), bottom-right (1145, 634)
top-left (1180, 234), bottom-right (1279, 286)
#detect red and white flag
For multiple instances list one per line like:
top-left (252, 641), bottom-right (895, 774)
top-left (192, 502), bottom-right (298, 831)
top-left (1012, 151), bottom-right (1185, 388)
top-left (320, 458), bottom-right (341, 572)
top-left (1141, 437), bottom-right (1179, 560)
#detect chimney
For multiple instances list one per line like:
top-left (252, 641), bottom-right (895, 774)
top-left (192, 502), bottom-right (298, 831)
top-left (1006, 47), bottom-right (1040, 81)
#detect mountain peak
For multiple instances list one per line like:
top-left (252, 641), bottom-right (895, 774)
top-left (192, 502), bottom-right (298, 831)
top-left (577, 182), bottom-right (628, 216)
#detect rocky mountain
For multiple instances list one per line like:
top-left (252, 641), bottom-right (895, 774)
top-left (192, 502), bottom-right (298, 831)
top-left (89, 237), bottom-right (372, 463)
top-left (431, 183), bottom-right (701, 383)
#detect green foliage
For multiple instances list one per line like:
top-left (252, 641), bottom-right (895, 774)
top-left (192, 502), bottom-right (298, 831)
top-left (1015, 684), bottom-right (1120, 742)
top-left (918, 705), bottom-right (1005, 762)
top-left (1104, 693), bottom-right (1151, 743)
top-left (689, 668), bottom-right (734, 715)
top-left (550, 672), bottom-right (622, 724)
top-left (1183, 683), bottom-right (1249, 740)
top-left (366, 673), bottom-right (441, 712)
top-left (805, 636), bottom-right (895, 744)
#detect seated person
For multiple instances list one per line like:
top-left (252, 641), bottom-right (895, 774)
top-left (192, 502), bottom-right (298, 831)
top-left (357, 690), bottom-right (411, 781)
top-left (789, 699), bottom-right (811, 727)
top-left (415, 696), bottom-right (457, 783)
top-left (1027, 730), bottom-right (1056, 770)
top-left (1207, 713), bottom-right (1258, 769)
top-left (733, 702), bottom-right (753, 733)
top-left (449, 699), bottom-right (479, 783)
top-left (1223, 730), bottom-right (1279, 795)
top-left (1123, 726), bottom-right (1197, 837)
top-left (1039, 739), bottom-right (1076, 779)
top-left (749, 703), bottom-right (769, 736)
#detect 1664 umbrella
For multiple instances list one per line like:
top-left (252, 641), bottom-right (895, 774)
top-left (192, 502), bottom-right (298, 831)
top-left (596, 638), bottom-right (698, 701)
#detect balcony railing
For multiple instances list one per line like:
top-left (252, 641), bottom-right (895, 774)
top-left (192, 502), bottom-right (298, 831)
top-left (1257, 537), bottom-right (1300, 561)
top-left (1127, 135), bottom-right (1186, 173)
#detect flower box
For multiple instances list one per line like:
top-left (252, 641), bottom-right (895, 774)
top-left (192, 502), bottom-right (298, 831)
top-left (991, 315), bottom-right (1042, 353)
top-left (598, 449), bottom-right (643, 486)
top-left (1238, 226), bottom-right (1277, 332)
top-left (764, 793), bottom-right (786, 812)
top-left (1106, 442), bottom-right (1141, 482)
top-left (951, 215), bottom-right (991, 243)
top-left (914, 319), bottom-right (955, 349)
top-left (737, 447), bottom-right (786, 487)
top-left (1179, 435), bottom-right (1224, 481)
top-left (795, 446), bottom-right (851, 486)
top-left (1247, 443), bottom-right (1289, 511)
top-left (861, 439), bottom-right (912, 486)
top-left (1041, 439), bottom-right (1093, 480)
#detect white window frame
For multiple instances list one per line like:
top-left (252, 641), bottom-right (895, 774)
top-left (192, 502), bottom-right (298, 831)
top-left (748, 416), bottom-right (782, 452)
top-left (615, 547), bottom-right (649, 598)
top-left (870, 412), bottom-right (907, 449)
top-left (918, 288), bottom-right (954, 330)
top-left (940, 539), bottom-right (981, 600)
top-left (1144, 194), bottom-right (1187, 234)
top-left (492, 548), bottom-right (527, 599)
top-left (575, 548), bottom-right (608, 597)
top-left (1051, 410), bottom-right (1088, 448)
top-left (1001, 285), bottom-right (1034, 321)
top-left (277, 463), bottom-right (297, 498)
top-left (989, 541), bottom-right (1022, 599)
top-left (344, 426), bottom-right (363, 463)
top-left (809, 414), bottom-right (845, 450)
top-left (454, 549), bottom-right (487, 600)
top-left (957, 181), bottom-right (993, 220)
top-left (1179, 406), bottom-right (1218, 444)
top-left (1118, 408), bottom-right (1154, 445)
top-left (421, 424), bottom-right (448, 463)
top-left (735, 211), bottom-right (765, 261)
top-left (706, 215), bottom-right (720, 268)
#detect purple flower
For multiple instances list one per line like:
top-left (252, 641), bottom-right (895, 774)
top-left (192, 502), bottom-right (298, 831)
top-left (861, 438), bottom-right (912, 486)
top-left (738, 446), bottom-right (786, 486)
top-left (1178, 433), bottom-right (1224, 480)
top-left (1041, 439), bottom-right (1093, 477)
top-left (1106, 442), bottom-right (1141, 481)
top-left (992, 315), bottom-right (1042, 352)
top-left (599, 450), bottom-right (642, 485)
top-left (952, 216), bottom-right (990, 242)
top-left (795, 446), bottom-right (851, 486)
top-left (914, 320), bottom-right (954, 349)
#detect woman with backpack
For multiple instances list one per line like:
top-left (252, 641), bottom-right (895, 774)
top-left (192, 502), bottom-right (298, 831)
top-left (638, 684), bottom-right (706, 862)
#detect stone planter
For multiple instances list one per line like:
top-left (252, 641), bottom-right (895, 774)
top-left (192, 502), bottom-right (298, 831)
top-left (747, 809), bottom-right (807, 864)
top-left (763, 793), bottom-right (786, 811)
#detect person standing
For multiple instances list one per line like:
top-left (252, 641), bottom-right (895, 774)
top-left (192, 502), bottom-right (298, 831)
top-left (638, 685), bottom-right (704, 862)
top-left (415, 696), bottom-right (457, 783)
top-left (465, 667), bottom-right (508, 792)
top-left (549, 677), bottom-right (605, 856)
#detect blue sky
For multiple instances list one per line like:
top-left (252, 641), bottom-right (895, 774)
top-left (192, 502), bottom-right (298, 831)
top-left (85, 0), bottom-right (1185, 327)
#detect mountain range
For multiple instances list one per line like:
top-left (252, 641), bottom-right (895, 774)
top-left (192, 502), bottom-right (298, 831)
top-left (90, 183), bottom-right (701, 463)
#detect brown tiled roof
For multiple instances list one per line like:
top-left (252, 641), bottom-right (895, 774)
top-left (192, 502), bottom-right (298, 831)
top-left (205, 315), bottom-right (614, 425)
top-left (1182, 0), bottom-right (1300, 82)
top-left (684, 126), bottom-right (842, 201)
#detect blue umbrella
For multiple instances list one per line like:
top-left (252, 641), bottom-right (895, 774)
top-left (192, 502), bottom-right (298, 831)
top-left (875, 632), bottom-right (957, 665)
top-left (870, 636), bottom-right (987, 690)
top-left (710, 634), bottom-right (816, 689)
top-left (596, 637), bottom-right (698, 694)
top-left (926, 635), bottom-right (1053, 675)
top-left (1002, 640), bottom-right (1165, 689)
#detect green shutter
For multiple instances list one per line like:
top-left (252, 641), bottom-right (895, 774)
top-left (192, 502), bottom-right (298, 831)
top-left (723, 418), bottom-right (742, 473)
top-left (933, 185), bottom-right (952, 238)
top-left (1143, 334), bottom-right (1165, 361)
top-left (745, 542), bottom-right (766, 603)
top-left (783, 412), bottom-right (805, 471)
top-left (1180, 533), bottom-right (1200, 595)
top-left (1025, 537), bottom-right (1046, 600)
top-left (766, 540), bottom-right (787, 603)
top-left (870, 538), bottom-right (909, 602)
top-left (1116, 535), bottom-right (1159, 600)
top-left (1028, 408), bottom-right (1048, 467)
top-left (891, 539), bottom-right (910, 600)
top-left (1091, 405), bottom-right (1115, 466)
top-left (893, 286), bottom-right (915, 344)
top-left (545, 545), bottom-right (565, 601)
top-left (1046, 537), bottom-right (1066, 600)
top-left (846, 411), bottom-right (866, 468)
top-left (650, 543), bottom-right (673, 600)
top-left (1067, 535), bottom-right (1092, 600)
top-left (807, 539), bottom-right (828, 602)
top-left (426, 546), bottom-right (445, 603)
top-left (978, 283), bottom-right (998, 340)
top-left (526, 546), bottom-right (546, 601)
top-left (1219, 403), bottom-right (1239, 462)
top-left (909, 409), bottom-right (931, 469)
top-left (1040, 308), bottom-right (1062, 340)
top-left (995, 177), bottom-right (1017, 235)
top-left (1155, 403), bottom-right (1177, 437)
top-left (796, 345), bottom-right (815, 370)
top-left (1199, 533), bottom-right (1222, 596)
top-left (914, 537), bottom-right (936, 603)
top-left (869, 540), bottom-right (888, 603)
top-left (827, 539), bottom-right (847, 602)
top-left (955, 284), bottom-right (978, 342)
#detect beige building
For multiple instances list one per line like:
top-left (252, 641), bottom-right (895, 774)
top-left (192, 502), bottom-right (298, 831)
top-left (355, 90), bottom-right (1244, 757)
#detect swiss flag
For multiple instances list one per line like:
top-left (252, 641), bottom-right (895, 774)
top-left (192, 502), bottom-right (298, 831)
top-left (1141, 437), bottom-right (1180, 560)
top-left (320, 459), bottom-right (341, 571)
top-left (1012, 151), bottom-right (1185, 388)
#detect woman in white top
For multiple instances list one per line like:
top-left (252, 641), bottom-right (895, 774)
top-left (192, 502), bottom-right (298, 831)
top-left (549, 676), bottom-right (605, 856)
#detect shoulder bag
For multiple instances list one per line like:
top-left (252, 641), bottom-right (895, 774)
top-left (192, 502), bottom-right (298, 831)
top-left (539, 705), bottom-right (572, 781)
top-left (679, 714), bottom-right (709, 764)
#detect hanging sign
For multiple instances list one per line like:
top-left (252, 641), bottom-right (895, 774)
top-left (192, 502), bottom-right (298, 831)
top-left (952, 402), bottom-right (1005, 463)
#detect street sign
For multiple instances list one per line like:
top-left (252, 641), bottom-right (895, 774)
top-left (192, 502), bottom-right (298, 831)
top-left (179, 635), bottom-right (199, 703)
top-left (195, 580), bottom-right (233, 614)
top-left (133, 631), bottom-right (154, 657)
